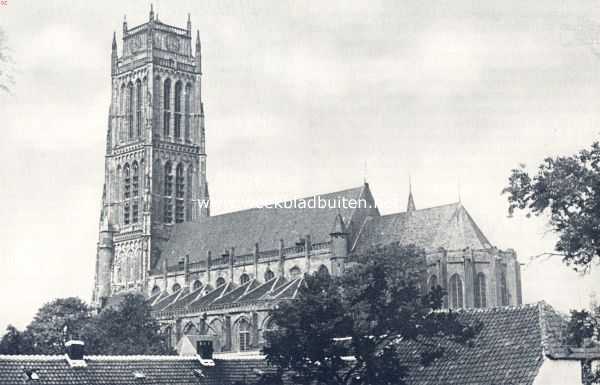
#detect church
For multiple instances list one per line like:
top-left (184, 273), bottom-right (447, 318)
top-left (92, 8), bottom-right (523, 354)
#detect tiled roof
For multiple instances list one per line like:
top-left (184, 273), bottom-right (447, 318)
top-left (0, 355), bottom-right (220, 385)
top-left (399, 303), bottom-right (564, 385)
top-left (157, 185), bottom-right (373, 269)
top-left (196, 303), bottom-right (567, 385)
top-left (353, 202), bottom-right (492, 254)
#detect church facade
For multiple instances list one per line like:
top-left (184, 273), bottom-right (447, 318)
top-left (93, 9), bottom-right (523, 354)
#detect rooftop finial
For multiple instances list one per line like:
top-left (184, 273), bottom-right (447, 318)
top-left (187, 13), bottom-right (192, 32)
top-left (123, 14), bottom-right (128, 32)
top-left (149, 4), bottom-right (154, 21)
top-left (112, 31), bottom-right (117, 49)
top-left (458, 179), bottom-right (462, 203)
top-left (363, 160), bottom-right (368, 184)
top-left (407, 175), bottom-right (416, 213)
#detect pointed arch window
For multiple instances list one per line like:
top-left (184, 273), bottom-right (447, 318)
top-left (474, 273), bottom-right (487, 308)
top-left (238, 319), bottom-right (251, 352)
top-left (127, 82), bottom-right (134, 140)
top-left (172, 283), bottom-right (181, 293)
top-left (132, 162), bottom-right (139, 224)
top-left (289, 266), bottom-right (301, 278)
top-left (163, 162), bottom-right (173, 223)
top-left (163, 79), bottom-right (171, 138)
top-left (174, 81), bottom-right (182, 139)
top-left (428, 275), bottom-right (438, 292)
top-left (184, 83), bottom-right (192, 141)
top-left (264, 270), bottom-right (275, 281)
top-left (500, 271), bottom-right (509, 306)
top-left (318, 265), bottom-right (330, 277)
top-left (135, 79), bottom-right (142, 138)
top-left (449, 274), bottom-right (463, 309)
top-left (151, 285), bottom-right (161, 296)
top-left (120, 84), bottom-right (127, 142)
top-left (193, 280), bottom-right (202, 291)
top-left (240, 273), bottom-right (250, 285)
top-left (216, 277), bottom-right (226, 287)
top-left (175, 163), bottom-right (185, 223)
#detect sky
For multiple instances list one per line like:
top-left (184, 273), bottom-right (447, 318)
top-left (0, 0), bottom-right (599, 331)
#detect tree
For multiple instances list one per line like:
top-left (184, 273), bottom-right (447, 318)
top-left (566, 309), bottom-right (598, 348)
top-left (24, 297), bottom-right (92, 354)
top-left (0, 325), bottom-right (32, 354)
top-left (85, 293), bottom-right (174, 355)
top-left (262, 243), bottom-right (480, 385)
top-left (503, 142), bottom-right (600, 271)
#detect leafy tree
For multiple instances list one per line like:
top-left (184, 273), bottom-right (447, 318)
top-left (262, 243), bottom-right (480, 385)
top-left (0, 325), bottom-right (32, 354)
top-left (566, 309), bottom-right (598, 348)
top-left (503, 142), bottom-right (600, 271)
top-left (24, 297), bottom-right (92, 354)
top-left (85, 293), bottom-right (174, 355)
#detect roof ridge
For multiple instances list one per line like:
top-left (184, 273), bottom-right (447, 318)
top-left (380, 202), bottom-right (461, 218)
top-left (0, 354), bottom-right (66, 360)
top-left (176, 185), bottom-right (366, 223)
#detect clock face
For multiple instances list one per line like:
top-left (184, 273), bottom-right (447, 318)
top-left (166, 35), bottom-right (180, 52)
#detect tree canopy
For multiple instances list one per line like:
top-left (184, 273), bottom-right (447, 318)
top-left (503, 141), bottom-right (600, 271)
top-left (0, 294), bottom-right (173, 355)
top-left (262, 243), bottom-right (480, 385)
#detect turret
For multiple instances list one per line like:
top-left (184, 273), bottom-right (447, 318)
top-left (94, 194), bottom-right (114, 308)
top-left (330, 214), bottom-right (349, 275)
top-left (149, 4), bottom-right (155, 21)
top-left (122, 15), bottom-right (128, 34)
top-left (407, 177), bottom-right (416, 213)
top-left (187, 13), bottom-right (192, 35)
top-left (111, 32), bottom-right (118, 75)
top-left (195, 30), bottom-right (202, 74)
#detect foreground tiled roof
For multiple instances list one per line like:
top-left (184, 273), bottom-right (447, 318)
top-left (157, 185), bottom-right (374, 269)
top-left (0, 355), bottom-right (220, 385)
top-left (198, 303), bottom-right (567, 385)
top-left (353, 202), bottom-right (492, 254)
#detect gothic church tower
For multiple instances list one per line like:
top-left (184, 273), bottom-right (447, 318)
top-left (93, 7), bottom-right (209, 307)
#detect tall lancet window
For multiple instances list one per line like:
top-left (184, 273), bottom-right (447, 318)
top-left (132, 161), bottom-right (139, 224)
top-left (120, 84), bottom-right (126, 142)
top-left (449, 274), bottom-right (463, 309)
top-left (474, 273), bottom-right (487, 308)
top-left (174, 81), bottom-right (182, 139)
top-left (163, 79), bottom-right (171, 138)
top-left (500, 271), bottom-right (509, 306)
top-left (238, 319), bottom-right (251, 352)
top-left (175, 163), bottom-right (185, 223)
top-left (123, 163), bottom-right (131, 225)
top-left (184, 83), bottom-right (191, 141)
top-left (135, 79), bottom-right (142, 138)
top-left (163, 161), bottom-right (173, 223)
top-left (127, 82), bottom-right (134, 140)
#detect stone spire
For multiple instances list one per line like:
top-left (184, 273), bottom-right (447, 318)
top-left (407, 177), bottom-right (416, 213)
top-left (111, 32), bottom-right (118, 75)
top-left (195, 30), bottom-right (202, 73)
top-left (187, 13), bottom-right (192, 34)
top-left (123, 15), bottom-right (128, 33)
top-left (149, 4), bottom-right (154, 21)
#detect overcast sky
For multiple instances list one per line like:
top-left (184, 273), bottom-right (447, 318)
top-left (1, 0), bottom-right (599, 331)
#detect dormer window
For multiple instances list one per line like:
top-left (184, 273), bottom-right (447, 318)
top-left (24, 369), bottom-right (39, 381)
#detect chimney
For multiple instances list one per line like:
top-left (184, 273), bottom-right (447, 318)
top-left (65, 340), bottom-right (86, 367)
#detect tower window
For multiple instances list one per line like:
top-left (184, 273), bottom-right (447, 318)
top-left (449, 274), bottom-right (463, 309)
top-left (474, 273), bottom-right (487, 308)
top-left (127, 82), bottom-right (134, 140)
top-left (132, 162), bottom-right (139, 197)
top-left (238, 319), bottom-right (251, 352)
top-left (174, 81), bottom-right (182, 139)
top-left (136, 79), bottom-right (142, 138)
top-left (175, 163), bottom-right (185, 223)
top-left (185, 83), bottom-right (191, 140)
top-left (163, 162), bottom-right (173, 223)
top-left (132, 202), bottom-right (139, 224)
top-left (123, 164), bottom-right (131, 199)
top-left (163, 79), bottom-right (171, 138)
top-left (124, 203), bottom-right (130, 225)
